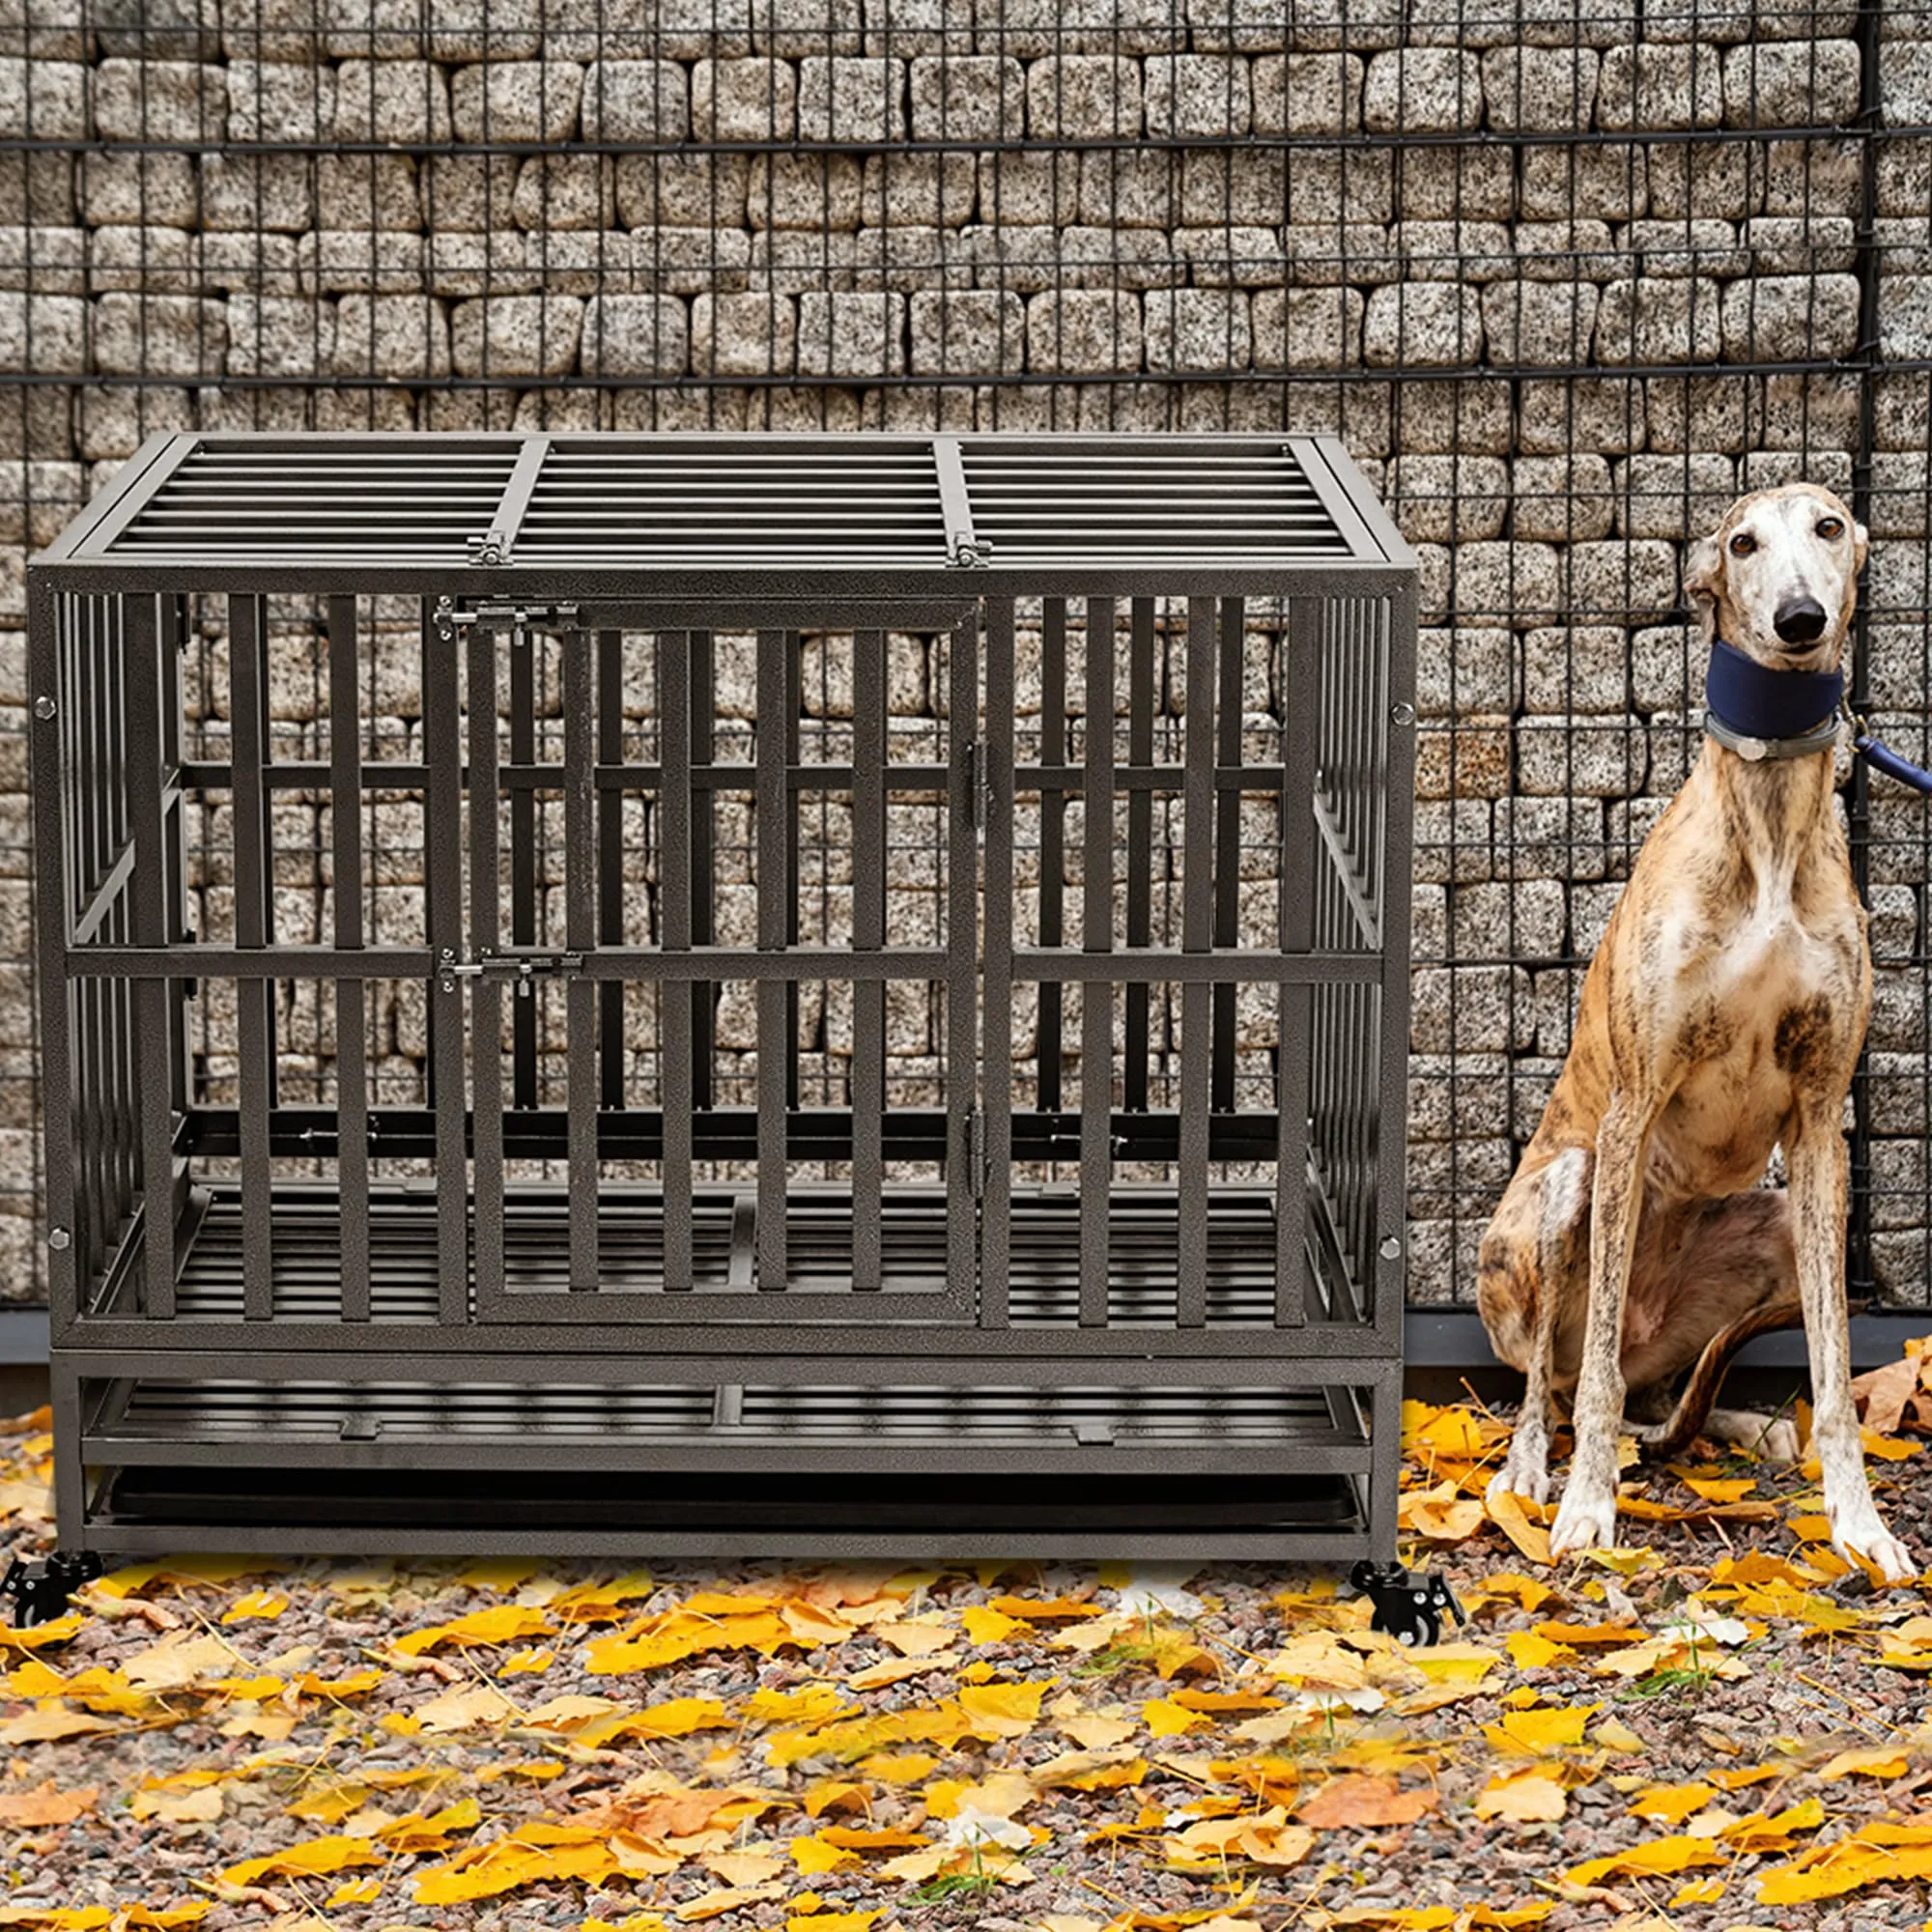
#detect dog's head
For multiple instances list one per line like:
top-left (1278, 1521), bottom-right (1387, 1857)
top-left (1683, 483), bottom-right (1867, 670)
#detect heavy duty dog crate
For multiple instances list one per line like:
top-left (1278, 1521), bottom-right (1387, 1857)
top-left (28, 432), bottom-right (1416, 1563)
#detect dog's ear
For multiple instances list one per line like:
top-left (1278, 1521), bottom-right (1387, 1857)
top-left (1854, 520), bottom-right (1869, 573)
top-left (1684, 533), bottom-right (1723, 615)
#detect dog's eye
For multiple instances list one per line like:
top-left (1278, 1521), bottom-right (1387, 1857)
top-left (1817, 516), bottom-right (1844, 540)
top-left (1729, 532), bottom-right (1756, 557)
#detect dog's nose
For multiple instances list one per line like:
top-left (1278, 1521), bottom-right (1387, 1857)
top-left (1774, 596), bottom-right (1829, 645)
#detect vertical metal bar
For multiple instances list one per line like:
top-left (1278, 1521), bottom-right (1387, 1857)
top-left (1376, 588), bottom-right (1418, 1351)
top-left (29, 581), bottom-right (78, 1331)
top-left (658, 631), bottom-right (694, 1291)
top-left (784, 630), bottom-right (803, 1110)
top-left (1211, 595), bottom-right (1244, 1112)
top-left (423, 600), bottom-right (469, 1324)
top-left (598, 629), bottom-right (625, 1107)
top-left (1368, 1363), bottom-right (1403, 1562)
top-left (229, 593), bottom-right (273, 1321)
top-left (947, 611), bottom-right (979, 1316)
top-left (564, 629), bottom-right (599, 1292)
top-left (1037, 597), bottom-right (1065, 1112)
top-left (1275, 597), bottom-right (1322, 1329)
top-left (1080, 598), bottom-right (1113, 1327)
top-left (1123, 597), bottom-right (1155, 1113)
top-left (690, 629), bottom-right (716, 1110)
top-left (756, 627), bottom-right (788, 1291)
top-left (980, 597), bottom-right (1016, 1327)
top-left (509, 628), bottom-right (537, 1108)
top-left (850, 627), bottom-right (886, 1293)
top-left (328, 594), bottom-right (371, 1322)
top-left (1178, 594), bottom-right (1217, 1330)
top-left (467, 620), bottom-right (504, 1313)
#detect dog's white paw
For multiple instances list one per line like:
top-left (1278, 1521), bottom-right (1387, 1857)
top-left (1486, 1452), bottom-right (1550, 1512)
top-left (1830, 1508), bottom-right (1918, 1585)
top-left (1548, 1483), bottom-right (1619, 1560)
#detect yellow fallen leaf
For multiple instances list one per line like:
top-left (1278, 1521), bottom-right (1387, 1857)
top-left (1628, 1782), bottom-right (1716, 1825)
top-left (0, 1784), bottom-right (98, 1827)
top-left (1564, 1833), bottom-right (1723, 1887)
top-left (674, 1883), bottom-right (786, 1920)
top-left (786, 1912), bottom-right (881, 1932)
top-left (1296, 1775), bottom-right (1438, 1828)
top-left (219, 1592), bottom-right (289, 1625)
top-left (847, 1653), bottom-right (955, 1690)
top-left (957, 1680), bottom-right (1045, 1737)
top-left (0, 1707), bottom-right (119, 1744)
top-left (0, 1614), bottom-right (85, 1653)
top-left (874, 1618), bottom-right (954, 1657)
top-left (1472, 1771), bottom-right (1567, 1823)
top-left (393, 1605), bottom-right (555, 1654)
top-left (789, 1834), bottom-right (859, 1875)
top-left (960, 1605), bottom-right (1025, 1645)
top-left (1058, 1711), bottom-right (1140, 1749)
top-left (220, 1833), bottom-right (382, 1887)
top-left (412, 1683), bottom-right (518, 1733)
top-left (1505, 1632), bottom-right (1575, 1670)
top-left (1815, 1747), bottom-right (1910, 1780)
top-left (326, 1878), bottom-right (382, 1907)
top-left (1144, 1697), bottom-right (1208, 1737)
top-left (1406, 1643), bottom-right (1499, 1686)
top-left (1488, 1490), bottom-right (1552, 1566)
top-left (122, 1633), bottom-right (237, 1690)
top-left (1483, 1705), bottom-right (1597, 1756)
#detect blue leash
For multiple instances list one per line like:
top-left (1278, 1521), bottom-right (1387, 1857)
top-left (1851, 720), bottom-right (1932, 796)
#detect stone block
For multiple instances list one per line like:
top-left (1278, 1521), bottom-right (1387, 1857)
top-left (200, 152), bottom-right (312, 234)
top-left (861, 0), bottom-right (973, 55)
top-left (747, 155), bottom-right (863, 230)
top-left (1594, 275), bottom-right (1722, 364)
top-left (908, 53), bottom-right (1023, 140)
top-left (0, 55), bottom-right (84, 136)
top-left (1519, 622), bottom-right (1627, 715)
top-left (629, 227), bottom-right (753, 296)
top-left (1077, 150), bottom-right (1178, 230)
top-left (1615, 451), bottom-right (1736, 541)
top-left (1517, 714), bottom-right (1646, 797)
top-left (92, 57), bottom-right (220, 140)
top-left (1447, 879), bottom-right (1567, 960)
top-left (1193, 150), bottom-right (1314, 225)
top-left (1144, 54), bottom-right (1250, 137)
top-left (1412, 619), bottom-right (1513, 714)
top-left (1510, 454), bottom-right (1615, 542)
top-left (0, 225), bottom-right (83, 295)
top-left (1392, 221), bottom-right (1513, 283)
top-left (0, 0), bottom-right (88, 57)
top-left (1646, 139), bottom-right (1759, 219)
top-left (331, 58), bottom-right (450, 142)
top-left (91, 293), bottom-right (226, 378)
top-left (1444, 540), bottom-right (1562, 625)
top-left (1596, 41), bottom-right (1722, 130)
top-left (1391, 145), bottom-right (1515, 220)
top-left (1025, 290), bottom-right (1142, 375)
top-left (1745, 214), bottom-right (1856, 275)
top-left (580, 60), bottom-right (690, 141)
top-left (331, 294), bottom-right (450, 378)
top-left (1721, 271), bottom-right (1860, 361)
top-left (797, 56), bottom-right (905, 141)
top-left (1392, 379), bottom-right (1514, 455)
top-left (1723, 39), bottom-right (1860, 128)
top-left (1027, 55), bottom-right (1143, 138)
top-left (0, 293), bottom-right (85, 374)
top-left (1620, 217), bottom-right (1743, 279)
top-left (451, 61), bottom-right (584, 143)
top-left (1480, 280), bottom-right (1600, 365)
top-left (1412, 798), bottom-right (1493, 884)
top-left (851, 224), bottom-right (965, 294)
top-left (1143, 288), bottom-right (1249, 373)
top-left (1482, 44), bottom-right (1598, 130)
top-left (226, 60), bottom-right (334, 143)
top-left (316, 155), bottom-right (420, 230)
top-left (77, 384), bottom-right (193, 463)
top-left (973, 153), bottom-right (1076, 229)
top-left (693, 56), bottom-right (798, 139)
top-left (579, 293), bottom-right (690, 377)
top-left (1881, 40), bottom-right (1932, 124)
top-left (1868, 454), bottom-right (1932, 540)
top-left (754, 0), bottom-right (862, 55)
top-left (1362, 283), bottom-right (1481, 368)
top-left (1250, 51), bottom-right (1360, 133)
top-left (693, 292), bottom-right (795, 376)
top-left (516, 154), bottom-right (618, 230)
top-left (1411, 964), bottom-right (1537, 1053)
top-left (1570, 538), bottom-right (1680, 618)
top-left (1413, 715), bottom-right (1511, 798)
top-left (796, 291), bottom-right (906, 377)
top-left (1497, 794), bottom-right (1607, 881)
top-left (1363, 46), bottom-right (1482, 132)
top-left (909, 289), bottom-right (1022, 374)
top-left (1177, 226), bottom-right (1281, 288)
top-left (298, 230), bottom-right (425, 296)
top-left (0, 460), bottom-right (83, 548)
top-left (0, 151), bottom-right (74, 226)
top-left (1519, 142), bottom-right (1646, 221)
top-left (450, 294), bottom-right (584, 377)
top-left (1389, 458), bottom-right (1508, 548)
top-left (80, 152), bottom-right (199, 228)
top-left (861, 152), bottom-right (977, 229)
top-left (978, 0), bottom-right (1183, 58)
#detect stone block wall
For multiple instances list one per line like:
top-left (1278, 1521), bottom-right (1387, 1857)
top-left (2, 0), bottom-right (1930, 1308)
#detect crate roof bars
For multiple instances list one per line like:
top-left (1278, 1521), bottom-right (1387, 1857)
top-left (39, 432), bottom-right (1411, 589)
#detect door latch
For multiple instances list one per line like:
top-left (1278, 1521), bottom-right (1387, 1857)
top-left (438, 948), bottom-right (585, 995)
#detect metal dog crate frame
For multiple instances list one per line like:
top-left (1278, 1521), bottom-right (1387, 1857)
top-left (29, 431), bottom-right (1416, 1563)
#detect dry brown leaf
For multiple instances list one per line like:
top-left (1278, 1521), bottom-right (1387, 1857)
top-left (1296, 1774), bottom-right (1439, 1829)
top-left (0, 1783), bottom-right (99, 1826)
top-left (412, 1684), bottom-right (518, 1734)
top-left (1852, 1353), bottom-right (1922, 1436)
top-left (873, 1619), bottom-right (955, 1657)
top-left (123, 1633), bottom-right (237, 1691)
top-left (674, 1882), bottom-right (785, 1920)
top-left (0, 1706), bottom-right (119, 1744)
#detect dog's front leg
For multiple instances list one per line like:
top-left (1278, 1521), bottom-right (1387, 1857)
top-left (1548, 1097), bottom-right (1651, 1558)
top-left (1788, 1110), bottom-right (1918, 1583)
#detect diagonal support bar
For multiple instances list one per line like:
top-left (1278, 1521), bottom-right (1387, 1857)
top-left (469, 433), bottom-right (553, 566)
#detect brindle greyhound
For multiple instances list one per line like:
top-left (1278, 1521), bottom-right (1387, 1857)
top-left (1478, 482), bottom-right (1918, 1583)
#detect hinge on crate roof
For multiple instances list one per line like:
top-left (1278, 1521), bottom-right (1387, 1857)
top-left (434, 595), bottom-right (582, 639)
top-left (438, 947), bottom-right (584, 996)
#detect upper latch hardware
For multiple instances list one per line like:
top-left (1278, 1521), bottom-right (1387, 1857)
top-left (435, 596), bottom-right (582, 639)
top-left (438, 948), bottom-right (585, 995)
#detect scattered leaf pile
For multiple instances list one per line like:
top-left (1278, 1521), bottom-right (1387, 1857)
top-left (0, 1339), bottom-right (1927, 1929)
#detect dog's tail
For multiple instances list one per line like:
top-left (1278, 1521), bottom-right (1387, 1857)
top-left (1634, 1294), bottom-right (1807, 1463)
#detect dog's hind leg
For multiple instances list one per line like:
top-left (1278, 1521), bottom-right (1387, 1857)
top-left (1481, 1146), bottom-right (1590, 1510)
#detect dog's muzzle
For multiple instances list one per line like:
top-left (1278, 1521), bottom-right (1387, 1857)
top-left (1774, 595), bottom-right (1829, 645)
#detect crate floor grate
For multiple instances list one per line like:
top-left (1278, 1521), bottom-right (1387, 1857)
top-left (33, 430), bottom-right (1415, 1563)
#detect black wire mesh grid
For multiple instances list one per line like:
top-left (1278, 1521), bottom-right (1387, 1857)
top-left (2, 0), bottom-right (1929, 1319)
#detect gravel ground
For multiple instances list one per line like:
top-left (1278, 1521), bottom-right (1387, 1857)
top-left (1, 1382), bottom-right (1930, 1932)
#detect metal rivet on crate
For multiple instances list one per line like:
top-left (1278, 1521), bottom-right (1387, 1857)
top-left (33, 696), bottom-right (56, 721)
top-left (1390, 702), bottom-right (1416, 726)
top-left (46, 1227), bottom-right (71, 1251)
top-left (1378, 1236), bottom-right (1403, 1261)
